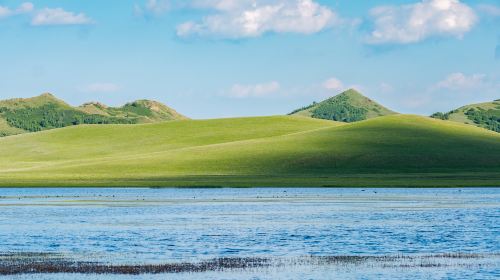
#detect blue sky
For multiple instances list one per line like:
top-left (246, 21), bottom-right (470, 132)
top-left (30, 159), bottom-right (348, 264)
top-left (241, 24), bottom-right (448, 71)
top-left (0, 0), bottom-right (498, 118)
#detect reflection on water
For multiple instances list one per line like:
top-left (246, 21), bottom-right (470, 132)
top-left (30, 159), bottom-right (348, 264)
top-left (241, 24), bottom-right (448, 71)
top-left (0, 188), bottom-right (498, 279)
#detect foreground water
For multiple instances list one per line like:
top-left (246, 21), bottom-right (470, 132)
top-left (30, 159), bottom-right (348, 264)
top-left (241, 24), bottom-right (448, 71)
top-left (0, 188), bottom-right (498, 279)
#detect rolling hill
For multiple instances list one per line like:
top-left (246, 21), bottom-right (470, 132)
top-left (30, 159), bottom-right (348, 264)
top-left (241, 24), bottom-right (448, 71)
top-left (0, 115), bottom-right (499, 187)
top-left (431, 100), bottom-right (500, 132)
top-left (79, 99), bottom-right (187, 122)
top-left (290, 89), bottom-right (397, 122)
top-left (0, 93), bottom-right (187, 137)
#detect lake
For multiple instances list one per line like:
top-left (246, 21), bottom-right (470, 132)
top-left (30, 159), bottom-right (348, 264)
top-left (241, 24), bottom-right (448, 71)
top-left (0, 188), bottom-right (498, 279)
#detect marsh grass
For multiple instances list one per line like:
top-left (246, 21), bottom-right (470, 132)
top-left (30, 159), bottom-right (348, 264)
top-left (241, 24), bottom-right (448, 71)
top-left (0, 253), bottom-right (498, 275)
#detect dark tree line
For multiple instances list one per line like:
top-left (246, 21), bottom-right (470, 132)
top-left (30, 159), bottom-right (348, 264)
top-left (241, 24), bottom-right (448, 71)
top-left (430, 107), bottom-right (500, 132)
top-left (465, 108), bottom-right (500, 132)
top-left (0, 104), bottom-right (137, 132)
top-left (288, 102), bottom-right (317, 115)
top-left (310, 95), bottom-right (367, 122)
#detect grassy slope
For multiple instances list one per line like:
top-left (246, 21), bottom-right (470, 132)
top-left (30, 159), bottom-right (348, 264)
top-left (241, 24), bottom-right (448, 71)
top-left (0, 115), bottom-right (499, 187)
top-left (447, 100), bottom-right (500, 125)
top-left (291, 89), bottom-right (396, 120)
top-left (0, 118), bottom-right (25, 136)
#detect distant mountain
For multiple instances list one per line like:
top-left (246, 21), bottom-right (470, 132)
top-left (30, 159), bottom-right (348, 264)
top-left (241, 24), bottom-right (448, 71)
top-left (290, 89), bottom-right (397, 122)
top-left (79, 99), bottom-right (188, 123)
top-left (0, 93), bottom-right (187, 137)
top-left (431, 100), bottom-right (500, 132)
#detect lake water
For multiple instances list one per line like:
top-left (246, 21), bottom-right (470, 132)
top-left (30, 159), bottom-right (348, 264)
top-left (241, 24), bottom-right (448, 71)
top-left (0, 188), bottom-right (498, 279)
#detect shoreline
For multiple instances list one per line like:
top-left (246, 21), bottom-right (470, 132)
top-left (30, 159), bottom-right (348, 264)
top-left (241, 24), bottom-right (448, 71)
top-left (0, 173), bottom-right (499, 188)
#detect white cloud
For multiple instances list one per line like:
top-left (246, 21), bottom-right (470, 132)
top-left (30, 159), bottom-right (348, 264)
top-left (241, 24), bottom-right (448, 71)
top-left (146, 0), bottom-right (171, 14)
top-left (0, 6), bottom-right (12, 18)
top-left (17, 2), bottom-right (34, 13)
top-left (379, 82), bottom-right (394, 93)
top-left (32, 8), bottom-right (92, 26)
top-left (435, 72), bottom-right (486, 90)
top-left (322, 77), bottom-right (344, 91)
top-left (189, 0), bottom-right (254, 11)
top-left (176, 0), bottom-right (340, 38)
top-left (82, 83), bottom-right (121, 93)
top-left (478, 4), bottom-right (500, 17)
top-left (367, 0), bottom-right (477, 44)
top-left (0, 2), bottom-right (34, 18)
top-left (227, 81), bottom-right (280, 98)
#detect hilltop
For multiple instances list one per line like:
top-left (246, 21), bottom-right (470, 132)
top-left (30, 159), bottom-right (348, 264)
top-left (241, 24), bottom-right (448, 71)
top-left (290, 89), bottom-right (396, 122)
top-left (79, 99), bottom-right (187, 122)
top-left (0, 93), bottom-right (187, 137)
top-left (431, 100), bottom-right (500, 132)
top-left (0, 115), bottom-right (499, 187)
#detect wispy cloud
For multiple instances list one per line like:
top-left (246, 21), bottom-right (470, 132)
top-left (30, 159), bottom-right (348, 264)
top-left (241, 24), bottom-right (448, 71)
top-left (477, 4), bottom-right (500, 17)
top-left (135, 0), bottom-right (171, 17)
top-left (32, 8), bottom-right (92, 26)
top-left (227, 81), bottom-right (281, 98)
top-left (17, 2), bottom-right (34, 13)
top-left (0, 3), bottom-right (91, 26)
top-left (435, 73), bottom-right (486, 90)
top-left (0, 2), bottom-right (34, 18)
top-left (176, 0), bottom-right (342, 39)
top-left (379, 82), bottom-right (394, 93)
top-left (81, 83), bottom-right (121, 93)
top-left (366, 0), bottom-right (477, 44)
top-left (0, 6), bottom-right (11, 18)
top-left (322, 77), bottom-right (345, 92)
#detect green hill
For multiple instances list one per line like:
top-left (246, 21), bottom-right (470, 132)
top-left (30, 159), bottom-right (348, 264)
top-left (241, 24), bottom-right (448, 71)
top-left (431, 100), bottom-right (500, 132)
top-left (0, 115), bottom-right (499, 187)
top-left (290, 89), bottom-right (397, 122)
top-left (79, 99), bottom-right (187, 122)
top-left (0, 93), bottom-right (187, 137)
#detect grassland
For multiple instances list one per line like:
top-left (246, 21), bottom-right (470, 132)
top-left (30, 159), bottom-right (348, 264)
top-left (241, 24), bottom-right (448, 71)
top-left (0, 114), bottom-right (499, 187)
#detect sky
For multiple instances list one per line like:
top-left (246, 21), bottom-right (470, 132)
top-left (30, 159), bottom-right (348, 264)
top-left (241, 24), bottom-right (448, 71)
top-left (0, 0), bottom-right (498, 119)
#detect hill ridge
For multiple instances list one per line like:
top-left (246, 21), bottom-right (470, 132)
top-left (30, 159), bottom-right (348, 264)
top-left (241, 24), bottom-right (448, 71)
top-left (431, 99), bottom-right (500, 132)
top-left (0, 93), bottom-right (188, 137)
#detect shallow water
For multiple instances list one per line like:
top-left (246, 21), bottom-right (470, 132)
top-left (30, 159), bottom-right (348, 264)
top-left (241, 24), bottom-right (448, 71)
top-left (0, 188), bottom-right (498, 279)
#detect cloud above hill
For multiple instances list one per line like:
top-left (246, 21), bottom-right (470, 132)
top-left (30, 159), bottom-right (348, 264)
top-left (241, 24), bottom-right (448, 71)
top-left (32, 8), bottom-right (92, 26)
top-left (366, 0), bottom-right (477, 44)
top-left (81, 83), bottom-right (121, 93)
top-left (0, 2), bottom-right (92, 26)
top-left (435, 73), bottom-right (486, 90)
top-left (176, 0), bottom-right (342, 38)
top-left (322, 77), bottom-right (344, 92)
top-left (477, 4), bottom-right (500, 17)
top-left (227, 81), bottom-right (281, 98)
top-left (0, 2), bottom-right (33, 18)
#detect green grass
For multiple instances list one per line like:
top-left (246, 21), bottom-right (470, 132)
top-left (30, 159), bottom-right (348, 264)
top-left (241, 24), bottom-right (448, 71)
top-left (0, 118), bottom-right (25, 137)
top-left (0, 115), bottom-right (499, 187)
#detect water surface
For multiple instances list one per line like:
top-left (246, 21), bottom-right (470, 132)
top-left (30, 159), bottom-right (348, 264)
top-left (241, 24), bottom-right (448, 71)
top-left (0, 188), bottom-right (498, 279)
